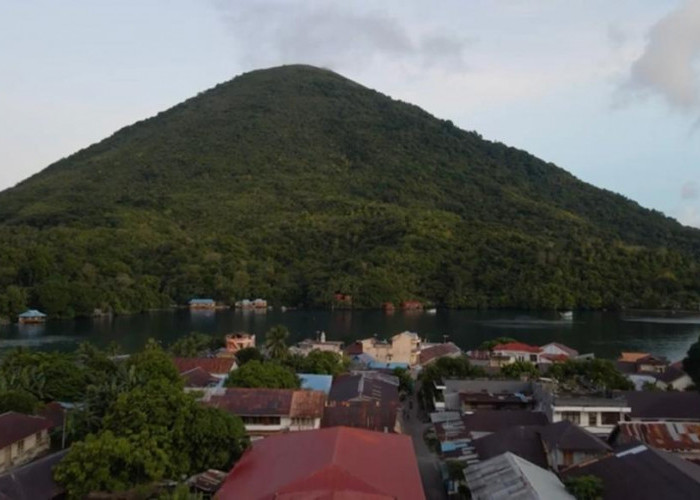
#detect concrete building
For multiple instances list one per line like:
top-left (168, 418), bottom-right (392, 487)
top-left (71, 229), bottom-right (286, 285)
top-left (356, 331), bottom-right (421, 365)
top-left (224, 332), bottom-right (255, 355)
top-left (0, 413), bottom-right (52, 473)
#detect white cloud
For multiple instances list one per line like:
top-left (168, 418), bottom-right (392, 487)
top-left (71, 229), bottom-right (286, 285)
top-left (624, 0), bottom-right (700, 112)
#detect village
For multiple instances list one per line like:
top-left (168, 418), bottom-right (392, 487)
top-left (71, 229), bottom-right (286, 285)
top-left (1, 322), bottom-right (700, 500)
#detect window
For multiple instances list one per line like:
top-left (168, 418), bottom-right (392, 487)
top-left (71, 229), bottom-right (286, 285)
top-left (588, 413), bottom-right (597, 427)
top-left (241, 416), bottom-right (281, 426)
top-left (561, 412), bottom-right (580, 424)
top-left (17, 439), bottom-right (24, 453)
top-left (529, 354), bottom-right (538, 362)
top-left (601, 412), bottom-right (620, 425)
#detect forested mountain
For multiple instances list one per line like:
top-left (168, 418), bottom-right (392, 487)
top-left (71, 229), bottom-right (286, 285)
top-left (1, 64), bottom-right (699, 318)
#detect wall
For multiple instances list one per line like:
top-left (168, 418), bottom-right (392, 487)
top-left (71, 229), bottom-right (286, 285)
top-left (0, 429), bottom-right (50, 473)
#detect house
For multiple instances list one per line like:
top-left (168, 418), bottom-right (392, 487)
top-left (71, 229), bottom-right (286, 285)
top-left (328, 372), bottom-right (399, 404)
top-left (655, 361), bottom-right (693, 391)
top-left (621, 391), bottom-right (700, 421)
top-left (540, 342), bottom-right (579, 359)
top-left (535, 385), bottom-right (631, 436)
top-left (0, 412), bottom-right (52, 473)
top-left (440, 379), bottom-right (535, 412)
top-left (617, 352), bottom-right (669, 375)
top-left (472, 425), bottom-right (549, 468)
top-left (180, 367), bottom-right (220, 389)
top-left (188, 298), bottom-right (216, 310)
top-left (357, 331), bottom-right (421, 365)
top-left (562, 443), bottom-right (700, 499)
top-left (204, 388), bottom-right (326, 439)
top-left (419, 342), bottom-right (462, 366)
top-left (464, 452), bottom-right (574, 500)
top-left (17, 310), bottom-right (46, 325)
top-left (492, 341), bottom-right (543, 364)
top-left (539, 420), bottom-right (612, 472)
top-left (224, 332), bottom-right (255, 355)
top-left (234, 298), bottom-right (268, 310)
top-left (291, 332), bottom-right (344, 356)
top-left (322, 400), bottom-right (400, 433)
top-left (471, 420), bottom-right (611, 473)
top-left (610, 421), bottom-right (700, 460)
top-left (0, 449), bottom-right (68, 500)
top-left (465, 349), bottom-right (510, 369)
top-left (435, 410), bottom-right (548, 442)
top-left (216, 427), bottom-right (425, 499)
top-left (173, 357), bottom-right (236, 377)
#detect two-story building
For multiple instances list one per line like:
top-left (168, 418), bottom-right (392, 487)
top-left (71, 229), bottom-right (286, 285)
top-left (537, 389), bottom-right (631, 437)
top-left (0, 412), bottom-right (53, 473)
top-left (492, 342), bottom-right (543, 364)
top-left (354, 331), bottom-right (421, 365)
top-left (204, 388), bottom-right (326, 439)
top-left (224, 333), bottom-right (256, 355)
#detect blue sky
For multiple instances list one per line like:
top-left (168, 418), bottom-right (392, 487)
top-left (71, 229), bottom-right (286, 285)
top-left (1, 0), bottom-right (698, 227)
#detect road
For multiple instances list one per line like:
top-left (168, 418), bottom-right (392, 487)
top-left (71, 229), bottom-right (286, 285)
top-left (403, 388), bottom-right (448, 500)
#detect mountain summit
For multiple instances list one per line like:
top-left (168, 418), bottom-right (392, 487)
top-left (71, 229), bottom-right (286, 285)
top-left (1, 64), bottom-right (698, 317)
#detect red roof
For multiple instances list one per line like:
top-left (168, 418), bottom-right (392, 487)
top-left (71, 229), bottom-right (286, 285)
top-left (181, 367), bottom-right (220, 388)
top-left (0, 412), bottom-right (52, 449)
top-left (216, 427), bottom-right (425, 499)
top-left (172, 357), bottom-right (235, 375)
top-left (492, 342), bottom-right (541, 353)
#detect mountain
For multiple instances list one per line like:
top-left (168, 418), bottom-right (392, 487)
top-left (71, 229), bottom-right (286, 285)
top-left (1, 64), bottom-right (699, 318)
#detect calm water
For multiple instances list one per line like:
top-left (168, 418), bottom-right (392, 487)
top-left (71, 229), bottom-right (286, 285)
top-left (1, 309), bottom-right (699, 361)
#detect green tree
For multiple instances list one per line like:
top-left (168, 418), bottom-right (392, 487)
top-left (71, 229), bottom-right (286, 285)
top-left (501, 361), bottom-right (539, 380)
top-left (683, 334), bottom-right (700, 388)
top-left (53, 430), bottom-right (170, 500)
top-left (0, 389), bottom-right (39, 414)
top-left (478, 337), bottom-right (517, 351)
top-left (264, 325), bottom-right (290, 360)
top-left (393, 367), bottom-right (414, 395)
top-left (235, 347), bottom-right (264, 366)
top-left (127, 339), bottom-right (182, 386)
top-left (547, 359), bottom-right (633, 391)
top-left (564, 475), bottom-right (603, 500)
top-left (286, 350), bottom-right (349, 376)
top-left (185, 406), bottom-right (249, 472)
top-left (0, 350), bottom-right (88, 401)
top-left (225, 361), bottom-right (300, 389)
top-left (169, 332), bottom-right (222, 357)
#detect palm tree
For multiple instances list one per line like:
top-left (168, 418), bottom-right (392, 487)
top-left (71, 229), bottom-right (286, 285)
top-left (264, 325), bottom-right (290, 360)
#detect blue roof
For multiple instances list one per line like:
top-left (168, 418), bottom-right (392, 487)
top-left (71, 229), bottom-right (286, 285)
top-left (367, 361), bottom-right (410, 370)
top-left (298, 374), bottom-right (333, 394)
top-left (189, 298), bottom-right (215, 304)
top-left (18, 309), bottom-right (46, 318)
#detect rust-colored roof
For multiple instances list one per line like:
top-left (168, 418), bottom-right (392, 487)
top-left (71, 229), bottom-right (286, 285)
top-left (615, 421), bottom-right (700, 452)
top-left (206, 388), bottom-right (325, 418)
top-left (206, 388), bottom-right (293, 416)
top-left (345, 342), bottom-right (364, 355)
top-left (290, 390), bottom-right (326, 419)
top-left (173, 357), bottom-right (235, 375)
top-left (181, 367), bottom-right (220, 388)
top-left (493, 342), bottom-right (541, 353)
top-left (419, 342), bottom-right (461, 365)
top-left (216, 427), bottom-right (425, 500)
top-left (619, 352), bottom-right (651, 363)
top-left (541, 353), bottom-right (569, 363)
top-left (0, 412), bottom-right (52, 449)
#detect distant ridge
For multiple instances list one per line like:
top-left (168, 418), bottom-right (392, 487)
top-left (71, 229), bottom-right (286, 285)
top-left (0, 64), bottom-right (699, 318)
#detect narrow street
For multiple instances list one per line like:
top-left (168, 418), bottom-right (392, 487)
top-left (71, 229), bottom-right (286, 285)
top-left (404, 386), bottom-right (448, 500)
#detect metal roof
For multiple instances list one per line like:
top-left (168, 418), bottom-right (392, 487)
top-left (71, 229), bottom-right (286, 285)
top-left (614, 421), bottom-right (700, 452)
top-left (0, 412), bottom-right (52, 449)
top-left (17, 309), bottom-right (46, 318)
top-left (464, 452), bottom-right (574, 499)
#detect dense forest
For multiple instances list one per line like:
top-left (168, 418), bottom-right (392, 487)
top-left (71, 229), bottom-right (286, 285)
top-left (1, 64), bottom-right (700, 319)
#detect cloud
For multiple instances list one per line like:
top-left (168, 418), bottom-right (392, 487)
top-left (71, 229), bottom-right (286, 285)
top-left (682, 180), bottom-right (699, 200)
top-left (211, 1), bottom-right (470, 72)
top-left (623, 0), bottom-right (700, 113)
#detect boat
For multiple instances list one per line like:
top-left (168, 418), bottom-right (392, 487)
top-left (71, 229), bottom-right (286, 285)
top-left (426, 308), bottom-right (437, 315)
top-left (560, 311), bottom-right (573, 321)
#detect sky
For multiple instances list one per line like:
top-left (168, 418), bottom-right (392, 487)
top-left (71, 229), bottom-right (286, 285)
top-left (1, 0), bottom-right (699, 227)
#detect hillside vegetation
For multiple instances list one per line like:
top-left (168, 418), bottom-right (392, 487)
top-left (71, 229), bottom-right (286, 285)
top-left (1, 64), bottom-right (699, 318)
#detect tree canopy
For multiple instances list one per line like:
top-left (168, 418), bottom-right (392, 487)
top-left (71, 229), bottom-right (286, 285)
top-left (225, 360), bottom-right (300, 389)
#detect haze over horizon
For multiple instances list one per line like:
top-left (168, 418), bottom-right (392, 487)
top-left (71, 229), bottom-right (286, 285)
top-left (1, 0), bottom-right (699, 227)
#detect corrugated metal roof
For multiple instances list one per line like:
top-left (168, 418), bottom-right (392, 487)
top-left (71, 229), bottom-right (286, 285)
top-left (17, 310), bottom-right (46, 318)
top-left (615, 421), bottom-right (700, 452)
top-left (216, 427), bottom-right (425, 499)
top-left (290, 390), bottom-right (326, 418)
top-left (464, 452), bottom-right (573, 499)
top-left (0, 412), bottom-right (52, 449)
top-left (419, 342), bottom-right (462, 365)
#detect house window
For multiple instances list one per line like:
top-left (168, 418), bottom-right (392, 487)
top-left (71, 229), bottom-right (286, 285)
top-left (17, 439), bottom-right (24, 453)
top-left (601, 412), bottom-right (620, 425)
top-left (588, 413), bottom-right (597, 427)
top-left (561, 412), bottom-right (580, 424)
top-left (241, 416), bottom-right (281, 426)
top-left (529, 354), bottom-right (538, 362)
